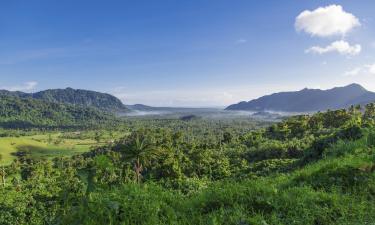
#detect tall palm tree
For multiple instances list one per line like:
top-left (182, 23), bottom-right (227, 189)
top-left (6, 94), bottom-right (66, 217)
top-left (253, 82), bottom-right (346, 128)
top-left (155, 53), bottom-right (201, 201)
top-left (364, 103), bottom-right (375, 121)
top-left (0, 154), bottom-right (6, 187)
top-left (122, 131), bottom-right (160, 183)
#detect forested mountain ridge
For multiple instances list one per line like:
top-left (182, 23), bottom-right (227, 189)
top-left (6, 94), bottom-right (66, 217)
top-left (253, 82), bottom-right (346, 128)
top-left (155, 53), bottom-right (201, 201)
top-left (0, 95), bottom-right (117, 128)
top-left (0, 88), bottom-right (128, 112)
top-left (226, 83), bottom-right (375, 112)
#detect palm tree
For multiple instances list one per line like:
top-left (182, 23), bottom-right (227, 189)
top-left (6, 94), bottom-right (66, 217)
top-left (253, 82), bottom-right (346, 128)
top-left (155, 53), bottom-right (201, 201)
top-left (122, 131), bottom-right (159, 183)
top-left (0, 154), bottom-right (6, 187)
top-left (364, 103), bottom-right (375, 121)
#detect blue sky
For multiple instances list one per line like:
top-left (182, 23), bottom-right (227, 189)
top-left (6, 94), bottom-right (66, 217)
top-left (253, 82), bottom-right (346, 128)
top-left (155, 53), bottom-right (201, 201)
top-left (1, 0), bottom-right (375, 106)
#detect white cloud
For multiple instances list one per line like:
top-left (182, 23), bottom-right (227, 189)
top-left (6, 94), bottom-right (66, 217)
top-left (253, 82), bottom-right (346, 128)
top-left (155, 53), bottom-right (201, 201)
top-left (305, 40), bottom-right (361, 56)
top-left (1, 81), bottom-right (38, 92)
top-left (295, 5), bottom-right (360, 37)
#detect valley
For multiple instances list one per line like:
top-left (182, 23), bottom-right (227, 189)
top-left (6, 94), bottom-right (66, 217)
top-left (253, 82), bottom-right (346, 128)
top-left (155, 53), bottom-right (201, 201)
top-left (1, 86), bottom-right (375, 224)
top-left (2, 1), bottom-right (375, 224)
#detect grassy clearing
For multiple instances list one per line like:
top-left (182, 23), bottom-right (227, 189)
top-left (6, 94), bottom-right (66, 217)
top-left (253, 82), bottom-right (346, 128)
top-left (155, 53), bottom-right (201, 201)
top-left (0, 133), bottom-right (97, 164)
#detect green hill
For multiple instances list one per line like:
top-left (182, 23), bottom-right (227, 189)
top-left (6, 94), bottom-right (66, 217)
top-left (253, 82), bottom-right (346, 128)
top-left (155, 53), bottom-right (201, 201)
top-left (0, 95), bottom-right (117, 128)
top-left (0, 88), bottom-right (128, 112)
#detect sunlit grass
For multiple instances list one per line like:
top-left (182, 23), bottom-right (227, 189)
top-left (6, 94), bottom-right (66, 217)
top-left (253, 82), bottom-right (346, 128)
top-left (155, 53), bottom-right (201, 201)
top-left (0, 134), bottom-right (95, 164)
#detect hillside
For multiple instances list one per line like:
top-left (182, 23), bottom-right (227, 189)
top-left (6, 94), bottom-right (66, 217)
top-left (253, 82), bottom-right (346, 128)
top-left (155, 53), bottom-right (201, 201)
top-left (0, 88), bottom-right (128, 112)
top-left (0, 95), bottom-right (117, 128)
top-left (226, 83), bottom-right (375, 112)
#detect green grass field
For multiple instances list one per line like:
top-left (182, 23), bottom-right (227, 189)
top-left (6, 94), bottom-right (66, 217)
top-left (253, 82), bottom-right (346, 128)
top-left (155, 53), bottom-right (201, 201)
top-left (0, 133), bottom-right (98, 164)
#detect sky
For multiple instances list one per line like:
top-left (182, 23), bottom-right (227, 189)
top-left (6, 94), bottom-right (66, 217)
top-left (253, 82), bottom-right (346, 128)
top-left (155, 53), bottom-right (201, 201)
top-left (1, 0), bottom-right (375, 107)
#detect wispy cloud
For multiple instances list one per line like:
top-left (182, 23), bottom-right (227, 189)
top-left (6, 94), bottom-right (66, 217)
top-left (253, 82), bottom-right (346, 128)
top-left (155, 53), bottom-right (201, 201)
top-left (367, 64), bottom-right (375, 74)
top-left (306, 40), bottom-right (361, 56)
top-left (343, 67), bottom-right (362, 77)
top-left (343, 63), bottom-right (375, 77)
top-left (236, 39), bottom-right (247, 44)
top-left (0, 81), bottom-right (38, 92)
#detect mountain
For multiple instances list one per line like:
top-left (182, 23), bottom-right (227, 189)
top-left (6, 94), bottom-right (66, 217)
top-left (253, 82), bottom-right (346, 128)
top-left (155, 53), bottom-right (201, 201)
top-left (32, 88), bottom-right (128, 112)
top-left (226, 84), bottom-right (375, 112)
top-left (0, 88), bottom-right (128, 112)
top-left (0, 95), bottom-right (117, 128)
top-left (125, 104), bottom-right (157, 111)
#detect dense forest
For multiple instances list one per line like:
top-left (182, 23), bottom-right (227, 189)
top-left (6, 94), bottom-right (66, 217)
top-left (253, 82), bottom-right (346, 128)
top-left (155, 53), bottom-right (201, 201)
top-left (1, 103), bottom-right (375, 224)
top-left (0, 95), bottom-right (117, 129)
top-left (0, 88), bottom-right (128, 112)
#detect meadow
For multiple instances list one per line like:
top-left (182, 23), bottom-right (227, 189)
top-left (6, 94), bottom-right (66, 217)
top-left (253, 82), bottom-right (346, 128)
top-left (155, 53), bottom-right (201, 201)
top-left (0, 131), bottom-right (126, 165)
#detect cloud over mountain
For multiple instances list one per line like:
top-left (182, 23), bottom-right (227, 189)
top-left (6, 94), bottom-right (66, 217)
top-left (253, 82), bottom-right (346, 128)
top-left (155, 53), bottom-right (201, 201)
top-left (0, 81), bottom-right (38, 92)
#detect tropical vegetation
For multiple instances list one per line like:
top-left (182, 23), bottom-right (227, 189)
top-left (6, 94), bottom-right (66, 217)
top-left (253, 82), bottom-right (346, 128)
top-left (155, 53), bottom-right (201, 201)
top-left (1, 103), bottom-right (375, 224)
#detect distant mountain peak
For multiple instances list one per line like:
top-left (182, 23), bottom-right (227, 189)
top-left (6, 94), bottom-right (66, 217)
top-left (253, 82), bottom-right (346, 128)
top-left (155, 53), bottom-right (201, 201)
top-left (344, 83), bottom-right (366, 91)
top-left (226, 83), bottom-right (375, 112)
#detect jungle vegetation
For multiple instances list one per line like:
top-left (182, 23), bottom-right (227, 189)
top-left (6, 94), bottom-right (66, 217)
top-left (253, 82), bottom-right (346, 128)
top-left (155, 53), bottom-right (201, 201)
top-left (1, 103), bottom-right (375, 224)
top-left (0, 95), bottom-right (118, 129)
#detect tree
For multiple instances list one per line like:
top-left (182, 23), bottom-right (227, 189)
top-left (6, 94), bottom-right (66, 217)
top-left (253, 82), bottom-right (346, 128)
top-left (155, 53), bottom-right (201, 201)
top-left (94, 131), bottom-right (102, 144)
top-left (364, 103), bottom-right (375, 122)
top-left (120, 131), bottom-right (160, 183)
top-left (222, 131), bottom-right (233, 144)
top-left (0, 154), bottom-right (6, 187)
top-left (348, 105), bottom-right (362, 125)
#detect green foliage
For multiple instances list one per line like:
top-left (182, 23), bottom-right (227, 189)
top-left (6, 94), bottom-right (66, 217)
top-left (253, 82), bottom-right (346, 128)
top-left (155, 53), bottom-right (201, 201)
top-left (249, 158), bottom-right (297, 176)
top-left (1, 104), bottom-right (375, 224)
